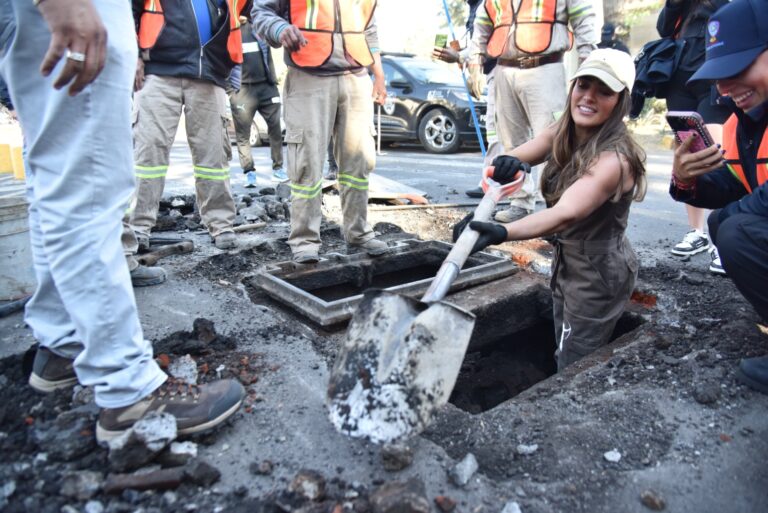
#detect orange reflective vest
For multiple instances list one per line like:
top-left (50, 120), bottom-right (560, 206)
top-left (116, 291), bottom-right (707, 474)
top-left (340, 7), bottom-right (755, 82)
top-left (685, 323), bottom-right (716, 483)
top-left (723, 114), bottom-right (768, 193)
top-left (138, 0), bottom-right (245, 64)
top-left (484, 0), bottom-right (570, 57)
top-left (287, 0), bottom-right (375, 69)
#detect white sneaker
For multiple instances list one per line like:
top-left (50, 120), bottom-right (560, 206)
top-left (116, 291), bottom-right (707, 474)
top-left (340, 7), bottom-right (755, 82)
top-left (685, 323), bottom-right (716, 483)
top-left (709, 246), bottom-right (726, 275)
top-left (671, 230), bottom-right (710, 256)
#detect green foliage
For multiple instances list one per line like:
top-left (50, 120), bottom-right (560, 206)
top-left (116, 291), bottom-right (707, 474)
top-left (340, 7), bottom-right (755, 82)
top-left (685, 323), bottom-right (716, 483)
top-left (436, 0), bottom-right (468, 33)
top-left (622, 0), bottom-right (664, 28)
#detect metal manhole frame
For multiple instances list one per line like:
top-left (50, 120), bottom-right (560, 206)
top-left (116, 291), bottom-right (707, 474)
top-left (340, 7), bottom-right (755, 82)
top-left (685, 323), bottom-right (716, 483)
top-left (251, 239), bottom-right (518, 326)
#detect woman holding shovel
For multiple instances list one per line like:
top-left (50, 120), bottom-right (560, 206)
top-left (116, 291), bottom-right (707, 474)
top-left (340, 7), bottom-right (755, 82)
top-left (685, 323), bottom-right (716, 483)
top-left (454, 49), bottom-right (647, 370)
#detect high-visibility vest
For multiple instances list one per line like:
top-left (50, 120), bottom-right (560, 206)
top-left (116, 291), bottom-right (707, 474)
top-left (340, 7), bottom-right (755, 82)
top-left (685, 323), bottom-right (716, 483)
top-left (137, 0), bottom-right (245, 64)
top-left (288, 0), bottom-right (375, 69)
top-left (723, 114), bottom-right (768, 193)
top-left (484, 0), bottom-right (570, 57)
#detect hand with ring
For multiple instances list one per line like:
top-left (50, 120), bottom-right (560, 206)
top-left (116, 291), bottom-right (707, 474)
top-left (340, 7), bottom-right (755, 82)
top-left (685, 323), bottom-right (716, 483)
top-left (37, 0), bottom-right (107, 96)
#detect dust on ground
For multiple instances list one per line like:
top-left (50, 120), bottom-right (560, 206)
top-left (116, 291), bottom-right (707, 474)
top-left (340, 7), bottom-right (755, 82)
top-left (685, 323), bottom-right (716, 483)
top-left (1, 200), bottom-right (766, 513)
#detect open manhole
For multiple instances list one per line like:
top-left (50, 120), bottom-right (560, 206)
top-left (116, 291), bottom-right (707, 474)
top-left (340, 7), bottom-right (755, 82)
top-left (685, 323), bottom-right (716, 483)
top-left (450, 309), bottom-right (646, 414)
top-left (249, 239), bottom-right (517, 326)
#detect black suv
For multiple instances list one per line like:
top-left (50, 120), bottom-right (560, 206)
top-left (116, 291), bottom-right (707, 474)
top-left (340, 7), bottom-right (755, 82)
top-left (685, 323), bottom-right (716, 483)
top-left (377, 53), bottom-right (487, 154)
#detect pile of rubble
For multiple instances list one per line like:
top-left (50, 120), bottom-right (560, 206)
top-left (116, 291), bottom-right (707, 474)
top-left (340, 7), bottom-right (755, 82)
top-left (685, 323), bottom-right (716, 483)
top-left (152, 185), bottom-right (292, 235)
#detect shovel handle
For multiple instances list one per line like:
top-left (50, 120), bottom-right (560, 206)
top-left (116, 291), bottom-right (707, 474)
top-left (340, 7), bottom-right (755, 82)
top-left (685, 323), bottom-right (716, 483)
top-left (421, 167), bottom-right (525, 303)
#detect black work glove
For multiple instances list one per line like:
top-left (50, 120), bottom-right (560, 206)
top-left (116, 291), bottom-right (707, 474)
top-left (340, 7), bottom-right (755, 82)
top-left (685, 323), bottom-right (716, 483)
top-left (491, 155), bottom-right (532, 184)
top-left (467, 221), bottom-right (507, 254)
top-left (452, 215), bottom-right (507, 254)
top-left (452, 212), bottom-right (474, 243)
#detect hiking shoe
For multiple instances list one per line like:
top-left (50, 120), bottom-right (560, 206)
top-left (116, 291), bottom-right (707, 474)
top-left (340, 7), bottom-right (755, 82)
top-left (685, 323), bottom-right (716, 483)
top-left (324, 167), bottom-right (338, 181)
top-left (130, 264), bottom-right (167, 287)
top-left (214, 232), bottom-right (237, 250)
top-left (465, 186), bottom-right (483, 198)
top-left (272, 168), bottom-right (289, 182)
top-left (735, 356), bottom-right (768, 395)
top-left (348, 238), bottom-right (389, 256)
top-left (709, 246), bottom-right (726, 275)
top-left (245, 170), bottom-right (257, 188)
top-left (29, 347), bottom-right (78, 393)
top-left (293, 250), bottom-right (320, 264)
top-left (96, 378), bottom-right (245, 443)
top-left (494, 206), bottom-right (532, 223)
top-left (671, 229), bottom-right (710, 256)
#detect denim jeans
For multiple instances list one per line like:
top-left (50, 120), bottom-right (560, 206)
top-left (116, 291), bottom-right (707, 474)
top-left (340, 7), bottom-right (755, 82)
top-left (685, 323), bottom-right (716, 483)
top-left (0, 0), bottom-right (166, 407)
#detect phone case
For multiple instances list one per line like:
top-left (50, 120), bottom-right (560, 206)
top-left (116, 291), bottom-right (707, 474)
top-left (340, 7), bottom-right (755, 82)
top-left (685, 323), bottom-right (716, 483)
top-left (666, 111), bottom-right (715, 152)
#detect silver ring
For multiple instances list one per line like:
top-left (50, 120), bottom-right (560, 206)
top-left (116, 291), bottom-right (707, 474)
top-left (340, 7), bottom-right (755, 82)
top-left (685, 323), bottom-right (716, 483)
top-left (66, 50), bottom-right (86, 62)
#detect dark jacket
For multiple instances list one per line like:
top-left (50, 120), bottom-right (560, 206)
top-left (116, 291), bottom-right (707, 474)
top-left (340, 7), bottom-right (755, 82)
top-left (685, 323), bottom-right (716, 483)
top-left (657, 0), bottom-right (728, 73)
top-left (131, 0), bottom-right (237, 89)
top-left (670, 99), bottom-right (768, 226)
top-left (241, 23), bottom-right (277, 86)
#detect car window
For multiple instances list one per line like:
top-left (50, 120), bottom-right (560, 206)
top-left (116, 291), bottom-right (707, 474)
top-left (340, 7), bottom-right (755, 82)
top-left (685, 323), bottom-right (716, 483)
top-left (383, 63), bottom-right (406, 86)
top-left (400, 59), bottom-right (463, 86)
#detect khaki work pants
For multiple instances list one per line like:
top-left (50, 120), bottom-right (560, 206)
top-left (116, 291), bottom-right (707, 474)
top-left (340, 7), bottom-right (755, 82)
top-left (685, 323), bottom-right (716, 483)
top-left (495, 63), bottom-right (566, 211)
top-left (283, 68), bottom-right (376, 257)
top-left (130, 75), bottom-right (235, 241)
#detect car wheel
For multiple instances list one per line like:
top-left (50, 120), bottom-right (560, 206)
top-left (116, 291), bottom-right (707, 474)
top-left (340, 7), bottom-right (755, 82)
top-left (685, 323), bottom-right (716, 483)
top-left (418, 108), bottom-right (460, 154)
top-left (249, 121), bottom-right (261, 147)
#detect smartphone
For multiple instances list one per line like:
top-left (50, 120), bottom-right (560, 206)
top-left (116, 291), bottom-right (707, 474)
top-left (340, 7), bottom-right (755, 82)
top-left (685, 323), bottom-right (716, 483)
top-left (666, 111), bottom-right (715, 153)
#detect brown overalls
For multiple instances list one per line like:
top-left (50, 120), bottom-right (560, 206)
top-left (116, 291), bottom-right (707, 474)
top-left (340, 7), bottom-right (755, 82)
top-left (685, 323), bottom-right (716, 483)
top-left (549, 188), bottom-right (638, 371)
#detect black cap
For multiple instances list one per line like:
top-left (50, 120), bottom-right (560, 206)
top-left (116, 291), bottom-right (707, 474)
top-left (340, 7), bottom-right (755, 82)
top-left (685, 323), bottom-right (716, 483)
top-left (689, 0), bottom-right (768, 82)
top-left (601, 23), bottom-right (616, 38)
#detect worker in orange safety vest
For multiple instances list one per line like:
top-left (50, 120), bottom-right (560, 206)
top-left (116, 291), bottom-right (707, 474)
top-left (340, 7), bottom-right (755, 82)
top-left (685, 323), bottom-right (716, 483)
top-left (251, 0), bottom-right (389, 263)
top-left (470, 0), bottom-right (597, 224)
top-left (125, 0), bottom-right (248, 263)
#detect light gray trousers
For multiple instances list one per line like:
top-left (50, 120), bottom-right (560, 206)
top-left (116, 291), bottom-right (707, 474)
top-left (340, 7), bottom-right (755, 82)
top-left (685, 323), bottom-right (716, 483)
top-left (0, 0), bottom-right (166, 407)
top-left (495, 63), bottom-right (566, 210)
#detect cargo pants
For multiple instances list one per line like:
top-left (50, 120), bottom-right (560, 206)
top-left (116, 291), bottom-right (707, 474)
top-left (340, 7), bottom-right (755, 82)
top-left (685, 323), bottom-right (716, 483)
top-left (1, 0), bottom-right (166, 407)
top-left (131, 75), bottom-right (236, 240)
top-left (495, 63), bottom-right (566, 211)
top-left (283, 68), bottom-right (376, 258)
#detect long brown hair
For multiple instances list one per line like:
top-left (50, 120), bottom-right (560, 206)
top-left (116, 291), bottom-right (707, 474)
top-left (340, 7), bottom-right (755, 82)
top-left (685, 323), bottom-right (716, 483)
top-left (540, 81), bottom-right (646, 206)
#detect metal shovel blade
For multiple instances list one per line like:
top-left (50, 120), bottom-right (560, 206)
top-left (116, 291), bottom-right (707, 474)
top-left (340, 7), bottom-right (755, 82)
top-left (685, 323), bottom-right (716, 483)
top-left (327, 289), bottom-right (475, 443)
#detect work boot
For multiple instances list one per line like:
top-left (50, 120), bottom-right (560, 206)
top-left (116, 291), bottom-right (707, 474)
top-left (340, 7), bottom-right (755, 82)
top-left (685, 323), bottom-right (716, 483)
top-left (130, 264), bottom-right (167, 287)
top-left (494, 206), bottom-right (532, 223)
top-left (29, 347), bottom-right (78, 393)
top-left (465, 186), bottom-right (483, 198)
top-left (214, 232), bottom-right (237, 250)
top-left (348, 238), bottom-right (389, 257)
top-left (293, 249), bottom-right (320, 264)
top-left (736, 356), bottom-right (768, 394)
top-left (96, 378), bottom-right (246, 443)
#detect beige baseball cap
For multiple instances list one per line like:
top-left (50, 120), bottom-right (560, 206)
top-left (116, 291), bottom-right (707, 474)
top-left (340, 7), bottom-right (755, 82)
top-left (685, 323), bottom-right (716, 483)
top-left (571, 48), bottom-right (635, 93)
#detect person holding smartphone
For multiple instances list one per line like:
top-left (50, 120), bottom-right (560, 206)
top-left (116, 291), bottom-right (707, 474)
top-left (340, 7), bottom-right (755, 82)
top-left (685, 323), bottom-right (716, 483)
top-left (657, 0), bottom-right (730, 271)
top-left (669, 0), bottom-right (768, 394)
top-left (453, 49), bottom-right (646, 370)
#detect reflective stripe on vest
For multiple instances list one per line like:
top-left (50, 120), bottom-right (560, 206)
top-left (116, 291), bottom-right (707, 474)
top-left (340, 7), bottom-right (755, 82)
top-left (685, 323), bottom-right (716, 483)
top-left (288, 0), bottom-right (375, 69)
top-left (484, 0), bottom-right (568, 57)
top-left (722, 114), bottom-right (768, 194)
top-left (138, 0), bottom-right (244, 64)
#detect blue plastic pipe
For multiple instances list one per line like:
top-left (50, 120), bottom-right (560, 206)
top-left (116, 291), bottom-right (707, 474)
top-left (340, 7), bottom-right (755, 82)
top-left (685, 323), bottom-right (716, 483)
top-left (441, 0), bottom-right (486, 156)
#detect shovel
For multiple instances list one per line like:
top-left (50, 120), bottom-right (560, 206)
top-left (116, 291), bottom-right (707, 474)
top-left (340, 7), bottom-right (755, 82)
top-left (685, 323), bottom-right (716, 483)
top-left (326, 167), bottom-right (525, 443)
